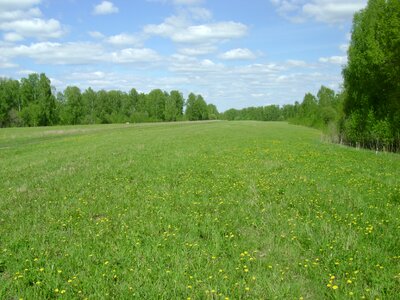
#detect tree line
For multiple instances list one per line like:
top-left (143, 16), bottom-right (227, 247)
top-left (0, 73), bottom-right (219, 127)
top-left (220, 85), bottom-right (343, 130)
top-left (223, 0), bottom-right (399, 152)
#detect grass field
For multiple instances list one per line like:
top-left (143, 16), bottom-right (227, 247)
top-left (0, 121), bottom-right (399, 299)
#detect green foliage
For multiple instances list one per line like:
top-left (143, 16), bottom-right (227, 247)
top-left (0, 78), bottom-right (20, 127)
top-left (64, 86), bottom-right (83, 125)
top-left (221, 105), bottom-right (283, 121)
top-left (185, 93), bottom-right (209, 121)
top-left (0, 122), bottom-right (399, 298)
top-left (342, 0), bottom-right (400, 151)
top-left (170, 90), bottom-right (184, 116)
top-left (0, 73), bottom-right (217, 128)
top-left (207, 103), bottom-right (219, 120)
top-left (164, 93), bottom-right (178, 121)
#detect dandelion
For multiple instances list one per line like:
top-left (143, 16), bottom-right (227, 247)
top-left (332, 285), bottom-right (338, 290)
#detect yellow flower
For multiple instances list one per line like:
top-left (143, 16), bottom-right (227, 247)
top-left (332, 285), bottom-right (338, 290)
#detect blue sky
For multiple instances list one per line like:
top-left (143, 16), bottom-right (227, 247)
top-left (0, 0), bottom-right (367, 111)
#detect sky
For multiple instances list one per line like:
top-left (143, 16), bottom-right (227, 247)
top-left (0, 0), bottom-right (367, 111)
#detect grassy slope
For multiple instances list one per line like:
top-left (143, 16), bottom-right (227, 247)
top-left (0, 121), bottom-right (399, 299)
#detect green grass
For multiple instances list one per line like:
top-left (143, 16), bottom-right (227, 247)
top-left (0, 121), bottom-right (399, 299)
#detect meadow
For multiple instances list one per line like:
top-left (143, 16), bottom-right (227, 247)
top-left (0, 121), bottom-right (399, 299)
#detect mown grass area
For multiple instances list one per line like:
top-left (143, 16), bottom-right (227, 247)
top-left (0, 121), bottom-right (399, 299)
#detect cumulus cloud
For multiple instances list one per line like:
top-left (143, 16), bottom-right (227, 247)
top-left (3, 32), bottom-right (24, 42)
top-left (0, 56), bottom-right (17, 68)
top-left (93, 1), bottom-right (119, 15)
top-left (0, 0), bottom-right (41, 10)
top-left (147, 0), bottom-right (204, 5)
top-left (271, 0), bottom-right (367, 24)
top-left (319, 55), bottom-right (347, 65)
top-left (106, 33), bottom-right (141, 46)
top-left (3, 42), bottom-right (103, 64)
top-left (88, 31), bottom-right (105, 39)
top-left (1, 41), bottom-right (161, 65)
top-left (145, 16), bottom-right (247, 44)
top-left (177, 44), bottom-right (216, 56)
top-left (0, 18), bottom-right (64, 39)
top-left (173, 0), bottom-right (204, 5)
top-left (0, 7), bottom-right (41, 21)
top-left (109, 48), bottom-right (161, 63)
top-left (0, 0), bottom-right (65, 41)
top-left (285, 59), bottom-right (307, 67)
top-left (219, 48), bottom-right (257, 60)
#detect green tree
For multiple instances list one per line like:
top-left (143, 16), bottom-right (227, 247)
top-left (342, 0), bottom-right (400, 150)
top-left (37, 73), bottom-right (57, 126)
top-left (0, 78), bottom-right (20, 127)
top-left (82, 87), bottom-right (97, 124)
top-left (186, 94), bottom-right (209, 121)
top-left (147, 89), bottom-right (166, 120)
top-left (170, 90), bottom-right (184, 116)
top-left (207, 103), bottom-right (219, 120)
top-left (185, 93), bottom-right (197, 121)
top-left (64, 86), bottom-right (83, 125)
top-left (164, 93), bottom-right (177, 121)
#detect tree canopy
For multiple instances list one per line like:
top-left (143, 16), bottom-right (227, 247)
top-left (0, 73), bottom-right (218, 127)
top-left (341, 0), bottom-right (400, 151)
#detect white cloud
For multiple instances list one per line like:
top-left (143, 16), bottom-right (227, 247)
top-left (168, 54), bottom-right (224, 73)
top-left (93, 1), bottom-right (119, 15)
top-left (174, 22), bottom-right (247, 43)
top-left (220, 48), bottom-right (257, 60)
top-left (303, 2), bottom-right (366, 23)
top-left (1, 41), bottom-right (163, 66)
top-left (2, 42), bottom-right (103, 64)
top-left (319, 55), bottom-right (347, 65)
top-left (0, 18), bottom-right (65, 39)
top-left (0, 7), bottom-right (41, 21)
top-left (0, 56), bottom-right (17, 68)
top-left (187, 7), bottom-right (212, 20)
top-left (0, 0), bottom-right (41, 10)
top-left (147, 0), bottom-right (204, 5)
top-left (178, 44), bottom-right (216, 56)
top-left (106, 33), bottom-right (140, 46)
top-left (88, 31), bottom-right (105, 39)
top-left (286, 59), bottom-right (307, 67)
top-left (251, 93), bottom-right (265, 98)
top-left (145, 17), bottom-right (248, 44)
top-left (271, 0), bottom-right (367, 24)
top-left (0, 1), bottom-right (65, 41)
top-left (3, 32), bottom-right (24, 42)
top-left (173, 0), bottom-right (203, 5)
top-left (17, 69), bottom-right (37, 75)
top-left (109, 48), bottom-right (161, 63)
